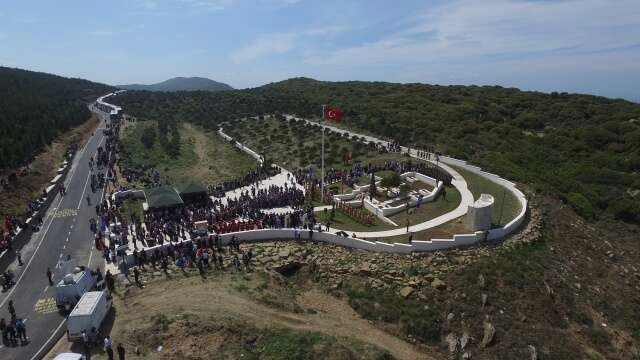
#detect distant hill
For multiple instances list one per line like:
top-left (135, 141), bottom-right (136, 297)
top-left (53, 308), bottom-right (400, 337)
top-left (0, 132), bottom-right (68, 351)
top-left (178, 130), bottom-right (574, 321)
top-left (118, 77), bottom-right (233, 92)
top-left (0, 66), bottom-right (113, 168)
top-left (113, 76), bottom-right (640, 224)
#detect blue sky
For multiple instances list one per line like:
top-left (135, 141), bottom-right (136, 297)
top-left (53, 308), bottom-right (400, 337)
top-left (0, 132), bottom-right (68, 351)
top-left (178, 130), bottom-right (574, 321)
top-left (1, 0), bottom-right (639, 101)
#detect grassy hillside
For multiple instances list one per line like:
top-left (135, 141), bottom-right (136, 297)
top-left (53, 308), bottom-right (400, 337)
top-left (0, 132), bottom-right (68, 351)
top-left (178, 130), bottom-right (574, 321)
top-left (0, 66), bottom-right (112, 169)
top-left (121, 121), bottom-right (257, 186)
top-left (113, 78), bottom-right (640, 224)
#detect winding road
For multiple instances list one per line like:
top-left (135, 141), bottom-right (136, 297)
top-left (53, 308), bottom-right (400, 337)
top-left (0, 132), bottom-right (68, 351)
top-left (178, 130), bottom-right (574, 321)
top-left (0, 108), bottom-right (109, 360)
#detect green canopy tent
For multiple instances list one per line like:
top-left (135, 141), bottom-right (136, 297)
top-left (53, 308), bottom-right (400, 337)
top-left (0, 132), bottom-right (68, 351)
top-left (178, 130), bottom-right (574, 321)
top-left (144, 186), bottom-right (184, 209)
top-left (174, 183), bottom-right (209, 204)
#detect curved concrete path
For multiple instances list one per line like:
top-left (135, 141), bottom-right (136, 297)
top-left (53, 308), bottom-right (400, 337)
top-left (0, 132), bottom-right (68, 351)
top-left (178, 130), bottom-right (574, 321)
top-left (320, 162), bottom-right (473, 239)
top-left (273, 116), bottom-right (476, 238)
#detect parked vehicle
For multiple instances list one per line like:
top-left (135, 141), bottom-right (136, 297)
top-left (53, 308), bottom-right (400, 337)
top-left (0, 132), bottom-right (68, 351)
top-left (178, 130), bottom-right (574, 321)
top-left (55, 266), bottom-right (96, 311)
top-left (67, 291), bottom-right (112, 342)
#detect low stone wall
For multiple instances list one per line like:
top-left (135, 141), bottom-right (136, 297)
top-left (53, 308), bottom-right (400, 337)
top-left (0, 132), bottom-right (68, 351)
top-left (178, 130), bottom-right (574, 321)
top-left (335, 172), bottom-right (443, 218)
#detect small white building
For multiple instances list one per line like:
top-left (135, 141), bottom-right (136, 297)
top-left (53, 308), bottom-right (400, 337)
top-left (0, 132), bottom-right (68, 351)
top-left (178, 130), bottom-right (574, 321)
top-left (466, 193), bottom-right (494, 231)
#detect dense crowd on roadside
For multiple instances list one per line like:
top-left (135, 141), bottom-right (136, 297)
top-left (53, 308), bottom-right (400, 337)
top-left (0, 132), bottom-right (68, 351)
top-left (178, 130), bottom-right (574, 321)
top-left (208, 165), bottom-right (281, 197)
top-left (0, 143), bottom-right (80, 254)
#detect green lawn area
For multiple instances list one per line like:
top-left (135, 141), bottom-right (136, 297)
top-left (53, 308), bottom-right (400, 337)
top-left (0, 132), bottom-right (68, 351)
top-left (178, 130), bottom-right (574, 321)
top-left (121, 121), bottom-right (257, 186)
top-left (315, 208), bottom-right (395, 232)
top-left (449, 164), bottom-right (522, 225)
top-left (388, 185), bottom-right (461, 226)
top-left (380, 216), bottom-right (470, 244)
top-left (225, 116), bottom-right (409, 172)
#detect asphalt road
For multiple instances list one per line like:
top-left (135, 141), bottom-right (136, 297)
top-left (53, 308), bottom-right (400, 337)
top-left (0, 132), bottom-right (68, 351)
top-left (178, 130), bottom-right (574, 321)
top-left (0, 109), bottom-right (110, 360)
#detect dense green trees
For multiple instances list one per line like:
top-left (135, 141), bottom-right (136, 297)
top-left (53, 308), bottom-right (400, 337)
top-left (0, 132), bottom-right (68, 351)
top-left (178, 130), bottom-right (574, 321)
top-left (0, 67), bottom-right (112, 169)
top-left (112, 78), bottom-right (640, 224)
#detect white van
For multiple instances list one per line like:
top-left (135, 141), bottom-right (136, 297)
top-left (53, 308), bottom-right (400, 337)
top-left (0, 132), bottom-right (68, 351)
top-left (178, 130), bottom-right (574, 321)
top-left (67, 291), bottom-right (112, 342)
top-left (55, 267), bottom-right (96, 309)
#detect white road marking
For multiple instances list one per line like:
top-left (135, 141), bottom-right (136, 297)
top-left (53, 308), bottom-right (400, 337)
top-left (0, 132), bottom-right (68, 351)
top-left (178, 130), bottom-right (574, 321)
top-left (44, 286), bottom-right (48, 292)
top-left (76, 171), bottom-right (92, 210)
top-left (0, 193), bottom-right (64, 309)
top-left (30, 319), bottom-right (66, 360)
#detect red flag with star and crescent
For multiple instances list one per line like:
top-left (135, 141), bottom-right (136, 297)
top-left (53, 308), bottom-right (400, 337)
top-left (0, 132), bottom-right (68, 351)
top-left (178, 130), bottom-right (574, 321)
top-left (324, 106), bottom-right (343, 121)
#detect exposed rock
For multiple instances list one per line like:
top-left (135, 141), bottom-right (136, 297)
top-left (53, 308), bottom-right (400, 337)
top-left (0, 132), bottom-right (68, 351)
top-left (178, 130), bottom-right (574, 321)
top-left (272, 261), bottom-right (304, 276)
top-left (462, 352), bottom-right (472, 359)
top-left (445, 333), bottom-right (458, 353)
top-left (278, 249), bottom-right (291, 259)
top-left (460, 332), bottom-right (471, 350)
top-left (528, 345), bottom-right (537, 360)
top-left (481, 293), bottom-right (488, 308)
top-left (543, 281), bottom-right (554, 297)
top-left (399, 286), bottom-right (414, 298)
top-left (481, 321), bottom-right (496, 348)
top-left (431, 278), bottom-right (446, 290)
top-left (447, 312), bottom-right (455, 321)
top-left (478, 274), bottom-right (485, 289)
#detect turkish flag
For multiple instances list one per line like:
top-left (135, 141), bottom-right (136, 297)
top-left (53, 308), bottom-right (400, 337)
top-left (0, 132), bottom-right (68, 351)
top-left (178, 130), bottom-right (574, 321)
top-left (324, 106), bottom-right (343, 121)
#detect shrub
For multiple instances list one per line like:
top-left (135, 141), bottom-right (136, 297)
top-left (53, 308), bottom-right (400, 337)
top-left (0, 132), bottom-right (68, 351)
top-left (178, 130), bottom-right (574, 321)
top-left (566, 192), bottom-right (595, 220)
top-left (380, 172), bottom-right (401, 187)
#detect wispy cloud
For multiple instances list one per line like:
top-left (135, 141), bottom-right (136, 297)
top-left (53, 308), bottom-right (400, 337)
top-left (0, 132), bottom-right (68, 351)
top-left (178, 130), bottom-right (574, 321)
top-left (304, 25), bottom-right (351, 36)
top-left (231, 24), bottom-right (350, 63)
top-left (231, 33), bottom-right (296, 63)
top-left (138, 0), bottom-right (235, 11)
top-left (305, 0), bottom-right (640, 66)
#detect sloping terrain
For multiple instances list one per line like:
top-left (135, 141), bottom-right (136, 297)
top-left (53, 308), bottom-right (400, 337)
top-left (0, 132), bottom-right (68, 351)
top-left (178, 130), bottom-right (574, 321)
top-left (0, 66), bottom-right (112, 169)
top-left (118, 77), bottom-right (233, 92)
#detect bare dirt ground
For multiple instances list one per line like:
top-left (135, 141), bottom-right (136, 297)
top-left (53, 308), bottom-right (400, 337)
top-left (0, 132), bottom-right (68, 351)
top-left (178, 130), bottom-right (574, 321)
top-left (48, 270), bottom-right (432, 360)
top-left (47, 196), bottom-right (640, 360)
top-left (0, 114), bottom-right (100, 228)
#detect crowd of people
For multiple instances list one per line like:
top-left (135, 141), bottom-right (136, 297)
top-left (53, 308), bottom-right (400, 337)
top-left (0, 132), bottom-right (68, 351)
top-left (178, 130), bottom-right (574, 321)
top-left (129, 235), bottom-right (258, 279)
top-left (0, 300), bottom-right (28, 347)
top-left (208, 165), bottom-right (281, 198)
top-left (0, 143), bottom-right (80, 254)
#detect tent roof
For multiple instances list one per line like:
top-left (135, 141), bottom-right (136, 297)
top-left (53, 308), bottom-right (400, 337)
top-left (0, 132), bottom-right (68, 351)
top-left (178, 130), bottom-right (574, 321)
top-left (144, 186), bottom-right (184, 209)
top-left (174, 183), bottom-right (208, 196)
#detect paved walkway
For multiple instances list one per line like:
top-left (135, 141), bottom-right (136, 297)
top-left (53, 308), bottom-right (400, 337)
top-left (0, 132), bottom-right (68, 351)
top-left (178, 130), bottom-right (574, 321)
top-left (215, 166), bottom-right (304, 206)
top-left (282, 116), bottom-right (476, 238)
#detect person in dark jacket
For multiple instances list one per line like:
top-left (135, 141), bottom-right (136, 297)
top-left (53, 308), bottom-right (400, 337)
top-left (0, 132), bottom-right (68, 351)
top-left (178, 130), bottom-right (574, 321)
top-left (117, 343), bottom-right (125, 360)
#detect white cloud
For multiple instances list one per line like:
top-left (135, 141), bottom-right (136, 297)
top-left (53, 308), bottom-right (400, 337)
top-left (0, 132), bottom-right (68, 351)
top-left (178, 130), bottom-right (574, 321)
top-left (304, 25), bottom-right (351, 36)
top-left (306, 0), bottom-right (640, 66)
top-left (138, 0), bottom-right (235, 11)
top-left (231, 33), bottom-right (296, 63)
top-left (230, 24), bottom-right (350, 63)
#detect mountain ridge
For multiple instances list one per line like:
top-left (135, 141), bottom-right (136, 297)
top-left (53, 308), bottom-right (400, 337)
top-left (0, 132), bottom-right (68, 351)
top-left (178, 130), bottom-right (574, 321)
top-left (118, 76), bottom-right (233, 92)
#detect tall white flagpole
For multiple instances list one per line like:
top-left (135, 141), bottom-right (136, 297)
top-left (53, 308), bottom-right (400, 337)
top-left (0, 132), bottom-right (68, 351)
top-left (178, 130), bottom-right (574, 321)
top-left (321, 104), bottom-right (325, 202)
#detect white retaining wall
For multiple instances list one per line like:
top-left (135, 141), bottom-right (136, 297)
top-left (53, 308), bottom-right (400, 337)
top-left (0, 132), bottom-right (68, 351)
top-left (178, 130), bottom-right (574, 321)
top-left (218, 128), bottom-right (263, 164)
top-left (122, 227), bottom-right (501, 266)
top-left (133, 116), bottom-right (529, 255)
top-left (437, 156), bottom-right (527, 241)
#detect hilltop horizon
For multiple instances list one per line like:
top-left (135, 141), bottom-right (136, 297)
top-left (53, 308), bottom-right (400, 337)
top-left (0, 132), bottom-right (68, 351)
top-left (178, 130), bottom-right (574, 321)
top-left (1, 0), bottom-right (638, 101)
